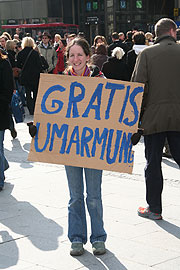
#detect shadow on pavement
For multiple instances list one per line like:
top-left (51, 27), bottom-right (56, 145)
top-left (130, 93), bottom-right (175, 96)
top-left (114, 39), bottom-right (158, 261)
top-left (74, 249), bottom-right (127, 270)
top-left (0, 231), bottom-right (18, 269)
top-left (5, 138), bottom-right (33, 168)
top-left (0, 183), bottom-right (63, 268)
top-left (155, 219), bottom-right (180, 239)
top-left (162, 158), bottom-right (179, 169)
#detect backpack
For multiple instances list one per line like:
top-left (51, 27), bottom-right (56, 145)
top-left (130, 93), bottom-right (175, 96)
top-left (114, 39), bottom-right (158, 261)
top-left (11, 91), bottom-right (25, 123)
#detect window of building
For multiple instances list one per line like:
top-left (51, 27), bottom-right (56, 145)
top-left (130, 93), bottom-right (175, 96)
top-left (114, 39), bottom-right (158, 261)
top-left (133, 0), bottom-right (145, 11)
top-left (120, 1), bottom-right (126, 9)
top-left (108, 23), bottom-right (114, 36)
top-left (93, 1), bottom-right (98, 10)
top-left (47, 0), bottom-right (62, 17)
top-left (107, 0), bottom-right (113, 7)
top-left (107, 14), bottom-right (113, 22)
top-left (100, 0), bottom-right (104, 11)
top-left (116, 14), bottom-right (127, 21)
top-left (134, 14), bottom-right (146, 20)
top-left (86, 2), bottom-right (91, 11)
top-left (136, 0), bottom-right (142, 9)
top-left (117, 0), bottom-right (130, 11)
top-left (107, 7), bottom-right (113, 13)
top-left (116, 23), bottom-right (127, 33)
top-left (134, 14), bottom-right (141, 20)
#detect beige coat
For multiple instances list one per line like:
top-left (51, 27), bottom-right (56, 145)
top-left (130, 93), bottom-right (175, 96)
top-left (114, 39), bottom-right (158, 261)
top-left (131, 35), bottom-right (180, 135)
top-left (38, 42), bottom-right (57, 73)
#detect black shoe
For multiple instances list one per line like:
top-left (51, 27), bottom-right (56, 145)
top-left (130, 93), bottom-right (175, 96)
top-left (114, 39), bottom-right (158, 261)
top-left (10, 128), bottom-right (17, 139)
top-left (0, 187), bottom-right (3, 192)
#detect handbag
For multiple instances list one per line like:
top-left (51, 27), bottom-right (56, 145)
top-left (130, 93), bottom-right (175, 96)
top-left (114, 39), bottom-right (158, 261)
top-left (12, 67), bottom-right (20, 78)
top-left (19, 49), bottom-right (33, 85)
top-left (11, 91), bottom-right (25, 123)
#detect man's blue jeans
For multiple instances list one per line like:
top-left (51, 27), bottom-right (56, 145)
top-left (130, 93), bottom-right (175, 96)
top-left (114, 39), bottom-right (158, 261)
top-left (0, 130), bottom-right (9, 188)
top-left (65, 166), bottom-right (107, 244)
top-left (144, 131), bottom-right (180, 214)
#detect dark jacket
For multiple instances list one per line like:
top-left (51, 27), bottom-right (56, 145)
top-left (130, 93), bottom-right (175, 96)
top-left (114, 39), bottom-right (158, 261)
top-left (7, 50), bottom-right (16, 68)
top-left (91, 54), bottom-right (108, 71)
top-left (16, 47), bottom-right (43, 89)
top-left (102, 56), bottom-right (129, 81)
top-left (126, 45), bottom-right (147, 80)
top-left (108, 40), bottom-right (128, 56)
top-left (126, 50), bottom-right (137, 80)
top-left (131, 35), bottom-right (180, 135)
top-left (124, 40), bottom-right (133, 52)
top-left (0, 58), bottom-right (14, 130)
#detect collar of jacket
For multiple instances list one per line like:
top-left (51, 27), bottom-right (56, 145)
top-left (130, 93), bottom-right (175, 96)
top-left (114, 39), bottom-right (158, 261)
top-left (132, 44), bottom-right (148, 55)
top-left (154, 35), bottom-right (176, 44)
top-left (39, 42), bottom-right (52, 49)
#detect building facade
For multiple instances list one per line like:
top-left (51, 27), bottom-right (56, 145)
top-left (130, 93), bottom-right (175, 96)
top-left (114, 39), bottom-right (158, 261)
top-left (0, 0), bottom-right (48, 24)
top-left (0, 0), bottom-right (79, 25)
top-left (0, 0), bottom-right (178, 44)
top-left (79, 0), bottom-right (175, 43)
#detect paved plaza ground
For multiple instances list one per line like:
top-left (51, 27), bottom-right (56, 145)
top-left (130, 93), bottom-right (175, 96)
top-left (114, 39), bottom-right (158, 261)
top-left (0, 113), bottom-right (180, 270)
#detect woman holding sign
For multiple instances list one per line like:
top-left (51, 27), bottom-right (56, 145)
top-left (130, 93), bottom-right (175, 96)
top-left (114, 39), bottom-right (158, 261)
top-left (64, 38), bottom-right (107, 256)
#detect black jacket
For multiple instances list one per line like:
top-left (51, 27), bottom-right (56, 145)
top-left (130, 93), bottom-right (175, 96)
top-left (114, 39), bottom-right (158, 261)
top-left (126, 50), bottom-right (137, 80)
top-left (7, 50), bottom-right (16, 68)
top-left (108, 40), bottom-right (128, 56)
top-left (17, 47), bottom-right (43, 89)
top-left (0, 58), bottom-right (14, 130)
top-left (102, 56), bottom-right (129, 81)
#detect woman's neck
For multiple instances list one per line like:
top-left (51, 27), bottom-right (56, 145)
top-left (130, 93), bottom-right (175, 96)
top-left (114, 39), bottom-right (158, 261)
top-left (71, 65), bottom-right (90, 77)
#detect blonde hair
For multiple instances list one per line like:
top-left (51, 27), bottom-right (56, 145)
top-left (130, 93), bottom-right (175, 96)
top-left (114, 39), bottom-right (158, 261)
top-left (0, 50), bottom-right (7, 59)
top-left (2, 31), bottom-right (12, 40)
top-left (5, 40), bottom-right (15, 51)
top-left (93, 35), bottom-right (107, 46)
top-left (21, 37), bottom-right (35, 49)
top-left (112, 47), bottom-right (125, 59)
top-left (0, 35), bottom-right (8, 41)
top-left (13, 39), bottom-right (19, 45)
top-left (145, 32), bottom-right (153, 46)
top-left (55, 34), bottom-right (61, 40)
top-left (145, 32), bottom-right (153, 40)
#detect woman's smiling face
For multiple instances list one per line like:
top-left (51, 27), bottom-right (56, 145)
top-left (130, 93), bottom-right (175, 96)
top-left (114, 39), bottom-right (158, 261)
top-left (68, 44), bottom-right (89, 75)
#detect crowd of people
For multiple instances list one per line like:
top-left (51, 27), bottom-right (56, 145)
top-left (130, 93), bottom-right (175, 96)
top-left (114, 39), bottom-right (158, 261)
top-left (1, 18), bottom-right (180, 256)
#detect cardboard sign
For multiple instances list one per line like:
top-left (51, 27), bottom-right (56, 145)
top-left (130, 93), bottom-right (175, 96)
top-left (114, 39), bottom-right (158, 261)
top-left (28, 74), bottom-right (144, 173)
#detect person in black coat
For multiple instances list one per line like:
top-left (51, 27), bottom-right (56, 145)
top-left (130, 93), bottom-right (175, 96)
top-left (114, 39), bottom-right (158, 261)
top-left (107, 32), bottom-right (128, 57)
top-left (124, 31), bottom-right (133, 52)
top-left (126, 31), bottom-right (147, 80)
top-left (5, 40), bottom-right (19, 139)
top-left (102, 47), bottom-right (129, 81)
top-left (0, 50), bottom-right (14, 190)
top-left (5, 40), bottom-right (16, 68)
top-left (16, 37), bottom-right (43, 115)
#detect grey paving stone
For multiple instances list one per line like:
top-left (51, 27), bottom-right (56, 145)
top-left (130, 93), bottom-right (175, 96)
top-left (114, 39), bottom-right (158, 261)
top-left (151, 256), bottom-right (180, 270)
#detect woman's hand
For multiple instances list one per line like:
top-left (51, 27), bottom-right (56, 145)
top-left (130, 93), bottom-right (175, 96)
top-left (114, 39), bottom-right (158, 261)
top-left (27, 122), bottom-right (37, 137)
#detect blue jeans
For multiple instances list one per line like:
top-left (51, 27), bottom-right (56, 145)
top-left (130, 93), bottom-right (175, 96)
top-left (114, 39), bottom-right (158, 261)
top-left (0, 131), bottom-right (9, 187)
top-left (144, 131), bottom-right (180, 214)
top-left (65, 166), bottom-right (107, 244)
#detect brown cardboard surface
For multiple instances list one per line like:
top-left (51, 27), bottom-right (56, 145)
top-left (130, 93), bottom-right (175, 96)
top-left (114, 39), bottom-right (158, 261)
top-left (28, 73), bottom-right (144, 174)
